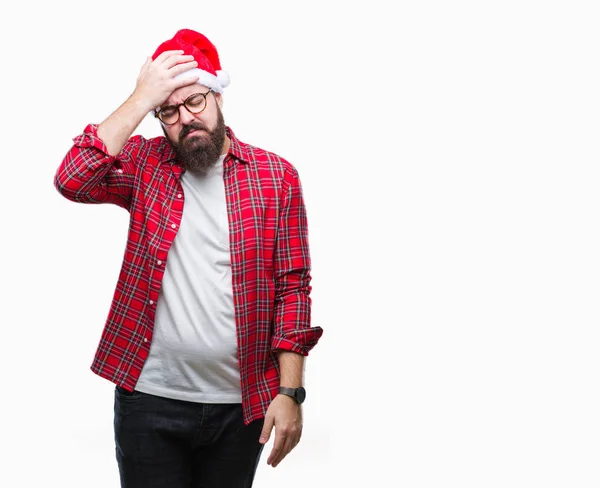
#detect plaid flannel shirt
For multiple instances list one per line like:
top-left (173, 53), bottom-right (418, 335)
top-left (54, 124), bottom-right (323, 424)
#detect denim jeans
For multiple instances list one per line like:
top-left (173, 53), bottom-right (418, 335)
top-left (114, 386), bottom-right (265, 488)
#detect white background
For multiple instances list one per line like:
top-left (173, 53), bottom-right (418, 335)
top-left (1, 1), bottom-right (599, 487)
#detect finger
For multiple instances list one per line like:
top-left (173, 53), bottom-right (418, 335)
top-left (172, 75), bottom-right (201, 91)
top-left (273, 424), bottom-right (302, 467)
top-left (169, 60), bottom-right (198, 77)
top-left (161, 53), bottom-right (195, 69)
top-left (271, 436), bottom-right (294, 468)
top-left (267, 434), bottom-right (286, 466)
top-left (171, 67), bottom-right (200, 89)
top-left (153, 49), bottom-right (185, 64)
top-left (292, 429), bottom-right (302, 449)
top-left (259, 416), bottom-right (274, 445)
top-left (138, 57), bottom-right (152, 75)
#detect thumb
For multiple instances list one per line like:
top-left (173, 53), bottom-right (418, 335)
top-left (259, 415), bottom-right (274, 444)
top-left (138, 56), bottom-right (152, 75)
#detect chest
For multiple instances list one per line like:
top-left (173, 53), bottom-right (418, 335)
top-left (133, 161), bottom-right (281, 260)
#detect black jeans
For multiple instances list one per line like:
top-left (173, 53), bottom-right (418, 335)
top-left (114, 387), bottom-right (265, 488)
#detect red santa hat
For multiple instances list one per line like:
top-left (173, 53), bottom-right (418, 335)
top-left (152, 29), bottom-right (230, 93)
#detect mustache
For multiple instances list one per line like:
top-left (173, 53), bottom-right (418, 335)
top-left (179, 122), bottom-right (209, 143)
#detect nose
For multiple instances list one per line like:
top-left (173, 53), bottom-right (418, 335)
top-left (178, 105), bottom-right (196, 125)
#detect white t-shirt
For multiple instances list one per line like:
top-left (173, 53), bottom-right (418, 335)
top-left (135, 155), bottom-right (242, 403)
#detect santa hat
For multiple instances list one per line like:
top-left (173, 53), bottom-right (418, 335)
top-left (152, 29), bottom-right (230, 93)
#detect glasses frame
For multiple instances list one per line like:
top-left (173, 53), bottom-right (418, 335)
top-left (154, 89), bottom-right (213, 125)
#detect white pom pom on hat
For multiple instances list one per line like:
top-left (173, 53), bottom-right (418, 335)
top-left (152, 29), bottom-right (230, 94)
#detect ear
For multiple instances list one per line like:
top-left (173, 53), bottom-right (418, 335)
top-left (214, 92), bottom-right (223, 108)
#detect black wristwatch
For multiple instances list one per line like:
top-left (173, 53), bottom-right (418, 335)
top-left (278, 386), bottom-right (306, 404)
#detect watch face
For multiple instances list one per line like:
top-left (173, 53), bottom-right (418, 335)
top-left (295, 387), bottom-right (306, 404)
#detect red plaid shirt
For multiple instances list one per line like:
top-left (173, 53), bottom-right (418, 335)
top-left (54, 124), bottom-right (323, 424)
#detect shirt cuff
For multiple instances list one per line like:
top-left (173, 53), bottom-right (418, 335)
top-left (271, 327), bottom-right (324, 356)
top-left (72, 124), bottom-right (112, 156)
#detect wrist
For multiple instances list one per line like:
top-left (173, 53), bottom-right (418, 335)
top-left (127, 91), bottom-right (156, 115)
top-left (278, 386), bottom-right (306, 404)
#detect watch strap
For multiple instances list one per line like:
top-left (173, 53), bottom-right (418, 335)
top-left (278, 386), bottom-right (306, 404)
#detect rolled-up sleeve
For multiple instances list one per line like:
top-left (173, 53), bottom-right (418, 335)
top-left (54, 124), bottom-right (142, 210)
top-left (271, 166), bottom-right (323, 356)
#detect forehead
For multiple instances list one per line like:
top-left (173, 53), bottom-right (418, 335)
top-left (165, 83), bottom-right (210, 105)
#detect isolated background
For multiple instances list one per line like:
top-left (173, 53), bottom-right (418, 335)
top-left (2, 0), bottom-right (599, 487)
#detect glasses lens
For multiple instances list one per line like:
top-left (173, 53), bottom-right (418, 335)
top-left (185, 94), bottom-right (207, 114)
top-left (159, 107), bottom-right (179, 124)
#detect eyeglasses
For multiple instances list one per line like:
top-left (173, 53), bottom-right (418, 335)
top-left (154, 89), bottom-right (213, 125)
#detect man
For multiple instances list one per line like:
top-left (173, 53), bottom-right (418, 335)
top-left (54, 28), bottom-right (323, 488)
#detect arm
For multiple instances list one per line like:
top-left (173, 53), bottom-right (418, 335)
top-left (259, 166), bottom-right (323, 467)
top-left (54, 51), bottom-right (200, 208)
top-left (278, 350), bottom-right (304, 389)
top-left (270, 166), bottom-right (323, 355)
top-left (98, 50), bottom-right (200, 155)
top-left (54, 124), bottom-right (141, 209)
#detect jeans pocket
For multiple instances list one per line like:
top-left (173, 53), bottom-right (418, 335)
top-left (116, 385), bottom-right (143, 400)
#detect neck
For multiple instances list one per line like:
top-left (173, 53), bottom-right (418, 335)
top-left (221, 136), bottom-right (231, 156)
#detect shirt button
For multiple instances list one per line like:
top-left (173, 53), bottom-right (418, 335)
top-left (177, 194), bottom-right (182, 199)
top-left (149, 300), bottom-right (154, 305)
top-left (117, 169), bottom-right (123, 174)
top-left (143, 338), bottom-right (148, 343)
top-left (171, 223), bottom-right (176, 229)
top-left (157, 260), bottom-right (162, 265)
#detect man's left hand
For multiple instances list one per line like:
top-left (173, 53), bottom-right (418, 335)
top-left (259, 394), bottom-right (303, 467)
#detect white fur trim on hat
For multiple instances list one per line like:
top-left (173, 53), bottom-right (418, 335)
top-left (216, 70), bottom-right (230, 88)
top-left (173, 67), bottom-right (229, 94)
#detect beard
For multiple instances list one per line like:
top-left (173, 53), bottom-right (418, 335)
top-left (165, 106), bottom-right (227, 173)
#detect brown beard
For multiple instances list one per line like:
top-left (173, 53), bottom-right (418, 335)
top-left (165, 105), bottom-right (227, 173)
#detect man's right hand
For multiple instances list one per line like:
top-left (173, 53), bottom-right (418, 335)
top-left (97, 50), bottom-right (199, 156)
top-left (132, 50), bottom-right (200, 112)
